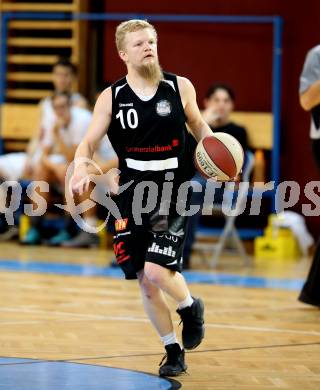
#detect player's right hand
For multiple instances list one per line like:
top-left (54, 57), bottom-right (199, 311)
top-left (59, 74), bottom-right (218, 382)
top-left (70, 168), bottom-right (90, 196)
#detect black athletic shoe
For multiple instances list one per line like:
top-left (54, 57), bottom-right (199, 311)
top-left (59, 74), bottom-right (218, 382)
top-left (159, 343), bottom-right (187, 377)
top-left (176, 297), bottom-right (205, 350)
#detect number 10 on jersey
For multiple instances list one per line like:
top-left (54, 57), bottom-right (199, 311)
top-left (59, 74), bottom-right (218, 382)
top-left (116, 109), bottom-right (138, 129)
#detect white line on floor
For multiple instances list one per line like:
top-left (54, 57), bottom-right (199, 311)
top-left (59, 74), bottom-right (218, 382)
top-left (0, 307), bottom-right (319, 337)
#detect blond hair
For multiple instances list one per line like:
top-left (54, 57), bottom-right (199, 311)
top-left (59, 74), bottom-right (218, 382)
top-left (115, 19), bottom-right (157, 51)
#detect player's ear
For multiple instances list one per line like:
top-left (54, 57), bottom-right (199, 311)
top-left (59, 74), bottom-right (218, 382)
top-left (118, 50), bottom-right (127, 62)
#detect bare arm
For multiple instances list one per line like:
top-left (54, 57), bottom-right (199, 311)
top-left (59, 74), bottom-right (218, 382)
top-left (26, 133), bottom-right (40, 157)
top-left (88, 157), bottom-right (119, 175)
top-left (300, 80), bottom-right (320, 111)
top-left (51, 122), bottom-right (76, 162)
top-left (56, 138), bottom-right (77, 162)
top-left (71, 87), bottom-right (112, 194)
top-left (25, 100), bottom-right (45, 161)
top-left (74, 88), bottom-right (112, 168)
top-left (177, 76), bottom-right (212, 141)
top-left (178, 77), bottom-right (237, 181)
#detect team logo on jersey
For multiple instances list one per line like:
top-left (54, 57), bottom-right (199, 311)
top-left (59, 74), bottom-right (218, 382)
top-left (172, 139), bottom-right (179, 147)
top-left (156, 100), bottom-right (172, 116)
top-left (115, 218), bottom-right (128, 232)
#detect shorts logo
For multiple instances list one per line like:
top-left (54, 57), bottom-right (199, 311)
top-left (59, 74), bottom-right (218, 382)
top-left (154, 233), bottom-right (178, 243)
top-left (114, 241), bottom-right (130, 264)
top-left (156, 100), bottom-right (172, 116)
top-left (147, 242), bottom-right (176, 257)
top-left (115, 218), bottom-right (128, 231)
top-left (166, 259), bottom-right (178, 266)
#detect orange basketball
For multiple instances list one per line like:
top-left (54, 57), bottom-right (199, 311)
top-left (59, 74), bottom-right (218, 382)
top-left (194, 133), bottom-right (244, 181)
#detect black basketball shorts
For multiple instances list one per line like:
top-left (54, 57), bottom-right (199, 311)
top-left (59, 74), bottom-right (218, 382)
top-left (113, 194), bottom-right (189, 280)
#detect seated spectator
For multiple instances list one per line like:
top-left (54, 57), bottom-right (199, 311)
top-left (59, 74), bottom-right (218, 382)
top-left (0, 58), bottom-right (88, 240)
top-left (183, 83), bottom-right (249, 269)
top-left (52, 83), bottom-right (118, 248)
top-left (21, 91), bottom-right (117, 247)
top-left (21, 92), bottom-right (92, 245)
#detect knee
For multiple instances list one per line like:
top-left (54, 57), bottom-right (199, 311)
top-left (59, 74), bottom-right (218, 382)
top-left (143, 262), bottom-right (167, 287)
top-left (139, 274), bottom-right (159, 299)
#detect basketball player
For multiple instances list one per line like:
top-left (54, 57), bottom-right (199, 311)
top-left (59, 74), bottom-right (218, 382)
top-left (71, 20), bottom-right (213, 376)
top-left (298, 45), bottom-right (320, 307)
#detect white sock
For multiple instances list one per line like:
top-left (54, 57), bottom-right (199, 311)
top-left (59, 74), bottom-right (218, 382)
top-left (161, 331), bottom-right (179, 347)
top-left (178, 294), bottom-right (193, 310)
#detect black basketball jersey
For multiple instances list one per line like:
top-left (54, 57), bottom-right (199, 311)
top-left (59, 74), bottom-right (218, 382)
top-left (107, 72), bottom-right (194, 187)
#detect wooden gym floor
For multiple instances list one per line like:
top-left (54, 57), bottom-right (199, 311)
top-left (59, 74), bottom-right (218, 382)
top-left (0, 243), bottom-right (319, 389)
